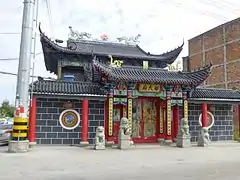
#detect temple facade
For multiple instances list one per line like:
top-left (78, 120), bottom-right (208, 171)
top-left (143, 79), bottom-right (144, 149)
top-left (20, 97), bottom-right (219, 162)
top-left (27, 26), bottom-right (240, 145)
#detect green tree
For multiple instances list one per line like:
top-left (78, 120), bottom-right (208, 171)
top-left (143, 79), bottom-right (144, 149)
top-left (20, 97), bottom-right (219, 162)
top-left (0, 100), bottom-right (14, 118)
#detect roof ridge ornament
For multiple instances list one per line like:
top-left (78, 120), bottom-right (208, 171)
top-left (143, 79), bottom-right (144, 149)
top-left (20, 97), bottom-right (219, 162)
top-left (100, 34), bottom-right (109, 41)
top-left (68, 26), bottom-right (92, 41)
top-left (116, 34), bottom-right (141, 45)
top-left (108, 55), bottom-right (123, 67)
top-left (166, 60), bottom-right (182, 71)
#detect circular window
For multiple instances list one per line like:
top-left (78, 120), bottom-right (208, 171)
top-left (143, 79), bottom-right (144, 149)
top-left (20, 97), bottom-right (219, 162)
top-left (59, 109), bottom-right (80, 130)
top-left (198, 111), bottom-right (215, 129)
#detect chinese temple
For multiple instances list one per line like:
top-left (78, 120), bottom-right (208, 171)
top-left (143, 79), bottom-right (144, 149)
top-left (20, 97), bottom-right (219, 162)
top-left (27, 25), bottom-right (240, 145)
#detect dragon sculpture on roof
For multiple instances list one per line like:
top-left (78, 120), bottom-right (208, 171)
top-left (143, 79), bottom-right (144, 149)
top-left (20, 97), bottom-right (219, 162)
top-left (116, 34), bottom-right (141, 45)
top-left (68, 26), bottom-right (92, 41)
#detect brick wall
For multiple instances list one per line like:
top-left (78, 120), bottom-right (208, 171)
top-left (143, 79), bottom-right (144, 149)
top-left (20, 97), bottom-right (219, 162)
top-left (188, 103), bottom-right (233, 142)
top-left (188, 17), bottom-right (240, 90)
top-left (36, 98), bottom-right (105, 145)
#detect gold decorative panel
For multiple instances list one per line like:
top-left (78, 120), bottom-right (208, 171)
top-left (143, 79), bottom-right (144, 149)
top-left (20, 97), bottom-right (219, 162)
top-left (128, 98), bottom-right (133, 132)
top-left (138, 83), bottom-right (161, 93)
top-left (167, 100), bottom-right (172, 136)
top-left (184, 100), bottom-right (188, 119)
top-left (108, 98), bottom-right (113, 136)
top-left (159, 106), bottom-right (164, 134)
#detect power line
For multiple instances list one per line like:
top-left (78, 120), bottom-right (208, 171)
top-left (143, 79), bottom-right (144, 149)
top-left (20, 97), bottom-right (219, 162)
top-left (0, 70), bottom-right (55, 80)
top-left (45, 0), bottom-right (54, 38)
top-left (0, 52), bottom-right (43, 61)
top-left (0, 58), bottom-right (20, 61)
top-left (162, 0), bottom-right (238, 22)
top-left (0, 33), bottom-right (40, 36)
top-left (0, 33), bottom-right (21, 35)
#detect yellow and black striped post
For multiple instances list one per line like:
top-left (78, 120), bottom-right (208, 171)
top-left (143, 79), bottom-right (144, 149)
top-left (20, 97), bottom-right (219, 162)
top-left (12, 107), bottom-right (28, 141)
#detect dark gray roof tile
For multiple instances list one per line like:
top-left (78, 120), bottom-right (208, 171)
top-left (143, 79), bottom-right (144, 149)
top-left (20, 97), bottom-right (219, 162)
top-left (92, 60), bottom-right (212, 86)
top-left (29, 80), bottom-right (106, 96)
top-left (66, 40), bottom-right (184, 61)
top-left (39, 25), bottom-right (183, 61)
top-left (190, 88), bottom-right (240, 99)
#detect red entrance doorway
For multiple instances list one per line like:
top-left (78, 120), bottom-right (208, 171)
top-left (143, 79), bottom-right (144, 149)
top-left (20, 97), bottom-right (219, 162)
top-left (111, 98), bottom-right (159, 144)
top-left (131, 98), bottom-right (158, 143)
top-left (113, 104), bottom-right (127, 144)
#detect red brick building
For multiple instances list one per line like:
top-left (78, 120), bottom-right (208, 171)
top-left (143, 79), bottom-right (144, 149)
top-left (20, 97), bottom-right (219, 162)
top-left (183, 17), bottom-right (240, 139)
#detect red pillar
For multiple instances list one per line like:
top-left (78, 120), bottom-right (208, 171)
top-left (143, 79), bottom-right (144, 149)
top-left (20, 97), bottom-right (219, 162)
top-left (173, 105), bottom-right (179, 138)
top-left (104, 99), bottom-right (108, 138)
top-left (159, 101), bottom-right (166, 140)
top-left (106, 90), bottom-right (114, 145)
top-left (238, 105), bottom-right (240, 136)
top-left (81, 99), bottom-right (89, 145)
top-left (155, 100), bottom-right (160, 137)
top-left (28, 96), bottom-right (36, 145)
top-left (201, 103), bottom-right (208, 127)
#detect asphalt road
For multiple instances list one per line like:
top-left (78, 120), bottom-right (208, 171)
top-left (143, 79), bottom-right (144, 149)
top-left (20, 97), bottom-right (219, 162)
top-left (0, 143), bottom-right (240, 180)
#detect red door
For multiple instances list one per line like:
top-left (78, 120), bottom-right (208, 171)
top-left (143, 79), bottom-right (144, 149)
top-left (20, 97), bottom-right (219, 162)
top-left (132, 98), bottom-right (158, 143)
top-left (113, 105), bottom-right (123, 144)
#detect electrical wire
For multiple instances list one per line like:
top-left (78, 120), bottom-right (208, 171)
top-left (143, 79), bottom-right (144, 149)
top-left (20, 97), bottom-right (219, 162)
top-left (0, 33), bottom-right (40, 36)
top-left (0, 52), bottom-right (42, 61)
top-left (0, 70), bottom-right (55, 80)
top-left (0, 2), bottom-right (238, 63)
top-left (0, 33), bottom-right (21, 35)
top-left (161, 0), bottom-right (238, 22)
top-left (45, 0), bottom-right (54, 38)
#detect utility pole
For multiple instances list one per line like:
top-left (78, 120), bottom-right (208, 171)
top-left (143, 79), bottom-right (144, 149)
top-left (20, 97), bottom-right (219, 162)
top-left (8, 0), bottom-right (36, 153)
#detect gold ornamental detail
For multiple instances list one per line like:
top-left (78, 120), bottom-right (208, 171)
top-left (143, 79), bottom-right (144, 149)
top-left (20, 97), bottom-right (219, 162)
top-left (138, 83), bottom-right (161, 93)
top-left (127, 98), bottom-right (132, 132)
top-left (108, 55), bottom-right (123, 67)
top-left (167, 100), bottom-right (171, 136)
top-left (123, 106), bottom-right (127, 117)
top-left (159, 106), bottom-right (164, 134)
top-left (108, 98), bottom-right (113, 136)
top-left (184, 100), bottom-right (188, 119)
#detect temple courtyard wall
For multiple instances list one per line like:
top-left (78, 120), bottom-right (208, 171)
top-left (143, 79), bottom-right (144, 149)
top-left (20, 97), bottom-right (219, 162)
top-left (188, 103), bottom-right (233, 142)
top-left (35, 97), bottom-right (234, 145)
top-left (35, 98), bottom-right (105, 145)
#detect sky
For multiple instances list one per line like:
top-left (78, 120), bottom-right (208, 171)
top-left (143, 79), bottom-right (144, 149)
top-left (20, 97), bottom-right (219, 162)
top-left (0, 0), bottom-right (239, 104)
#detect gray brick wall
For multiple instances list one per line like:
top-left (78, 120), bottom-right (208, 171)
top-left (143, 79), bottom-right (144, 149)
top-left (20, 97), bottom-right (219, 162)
top-left (35, 97), bottom-right (233, 145)
top-left (36, 98), bottom-right (105, 145)
top-left (188, 103), bottom-right (233, 142)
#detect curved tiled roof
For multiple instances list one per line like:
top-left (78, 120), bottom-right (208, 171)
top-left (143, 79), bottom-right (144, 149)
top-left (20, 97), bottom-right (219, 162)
top-left (39, 25), bottom-right (183, 73)
top-left (92, 60), bottom-right (212, 86)
top-left (190, 88), bottom-right (240, 99)
top-left (29, 80), bottom-right (106, 97)
top-left (65, 40), bottom-right (184, 60)
top-left (39, 25), bottom-right (183, 61)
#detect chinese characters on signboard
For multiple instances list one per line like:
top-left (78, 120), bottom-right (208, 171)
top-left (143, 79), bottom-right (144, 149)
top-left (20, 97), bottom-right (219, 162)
top-left (138, 83), bottom-right (161, 93)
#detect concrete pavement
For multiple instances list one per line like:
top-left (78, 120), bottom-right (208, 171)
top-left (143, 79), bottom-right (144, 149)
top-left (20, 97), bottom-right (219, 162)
top-left (0, 142), bottom-right (240, 180)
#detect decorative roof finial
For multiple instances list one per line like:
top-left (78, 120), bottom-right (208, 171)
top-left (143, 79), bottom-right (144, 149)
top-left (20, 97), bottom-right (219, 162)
top-left (116, 34), bottom-right (141, 45)
top-left (100, 34), bottom-right (109, 41)
top-left (68, 26), bottom-right (92, 41)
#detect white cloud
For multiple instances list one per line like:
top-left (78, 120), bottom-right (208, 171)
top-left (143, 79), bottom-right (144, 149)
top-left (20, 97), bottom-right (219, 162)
top-left (0, 0), bottom-right (239, 103)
